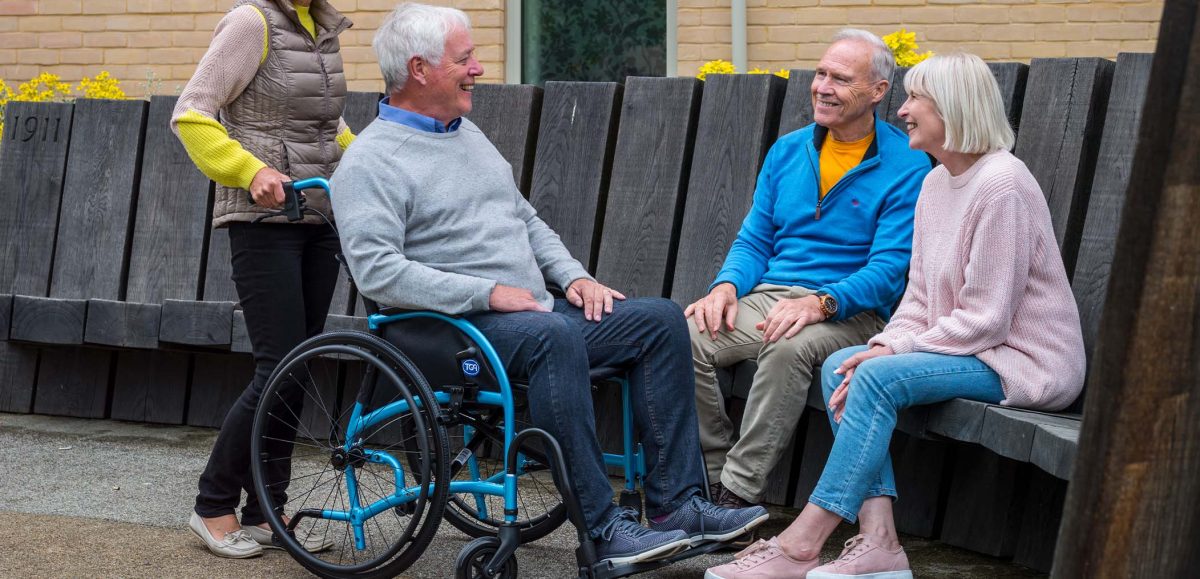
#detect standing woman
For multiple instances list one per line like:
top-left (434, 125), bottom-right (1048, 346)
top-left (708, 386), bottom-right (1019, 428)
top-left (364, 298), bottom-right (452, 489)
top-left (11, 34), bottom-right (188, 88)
top-left (705, 52), bottom-right (1086, 579)
top-left (171, 0), bottom-right (353, 559)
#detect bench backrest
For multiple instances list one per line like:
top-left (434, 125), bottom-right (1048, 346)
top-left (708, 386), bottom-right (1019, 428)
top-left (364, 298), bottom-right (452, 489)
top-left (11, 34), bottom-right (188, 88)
top-left (1014, 58), bottom-right (1115, 279)
top-left (528, 82), bottom-right (623, 272)
top-left (670, 74), bottom-right (786, 306)
top-left (470, 84), bottom-right (543, 197)
top-left (1068, 52), bottom-right (1154, 409)
top-left (125, 96), bottom-right (212, 303)
top-left (0, 101), bottom-right (75, 298)
top-left (593, 76), bottom-right (703, 298)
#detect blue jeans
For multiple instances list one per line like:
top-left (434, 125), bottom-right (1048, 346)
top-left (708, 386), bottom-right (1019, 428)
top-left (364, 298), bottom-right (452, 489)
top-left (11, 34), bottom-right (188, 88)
top-left (467, 297), bottom-right (705, 536)
top-left (810, 345), bottom-right (1005, 523)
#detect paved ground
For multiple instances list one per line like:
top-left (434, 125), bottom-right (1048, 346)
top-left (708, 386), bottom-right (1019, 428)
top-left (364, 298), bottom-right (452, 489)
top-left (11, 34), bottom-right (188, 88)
top-left (0, 413), bottom-right (1044, 578)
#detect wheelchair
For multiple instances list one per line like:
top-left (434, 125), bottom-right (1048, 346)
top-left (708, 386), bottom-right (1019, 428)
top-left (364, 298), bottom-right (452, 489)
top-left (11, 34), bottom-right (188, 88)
top-left (248, 178), bottom-right (723, 579)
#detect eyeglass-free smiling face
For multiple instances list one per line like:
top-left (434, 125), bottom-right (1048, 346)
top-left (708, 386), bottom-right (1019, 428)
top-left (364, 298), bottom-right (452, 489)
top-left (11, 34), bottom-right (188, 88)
top-left (419, 25), bottom-right (483, 125)
top-left (811, 39), bottom-right (889, 141)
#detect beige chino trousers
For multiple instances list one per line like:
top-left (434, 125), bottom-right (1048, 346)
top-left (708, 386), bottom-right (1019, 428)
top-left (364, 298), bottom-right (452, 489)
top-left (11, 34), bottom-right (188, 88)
top-left (690, 284), bottom-right (885, 503)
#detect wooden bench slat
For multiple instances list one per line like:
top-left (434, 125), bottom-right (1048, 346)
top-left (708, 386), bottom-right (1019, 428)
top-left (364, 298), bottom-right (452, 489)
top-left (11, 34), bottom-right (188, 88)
top-left (85, 299), bottom-right (162, 350)
top-left (778, 69), bottom-right (815, 137)
top-left (979, 407), bottom-right (1081, 463)
top-left (528, 81), bottom-right (622, 272)
top-left (9, 296), bottom-right (87, 344)
top-left (1014, 57), bottom-right (1115, 279)
top-left (470, 84), bottom-right (543, 196)
top-left (187, 352), bottom-right (255, 427)
top-left (593, 76), bottom-right (702, 297)
top-left (1030, 422), bottom-right (1080, 480)
top-left (159, 299), bottom-right (236, 347)
top-left (0, 101), bottom-right (75, 414)
top-left (32, 99), bottom-right (147, 419)
top-left (670, 74), bottom-right (785, 306)
top-left (988, 62), bottom-right (1030, 137)
top-left (1072, 52), bottom-right (1154, 362)
top-left (111, 350), bottom-right (191, 424)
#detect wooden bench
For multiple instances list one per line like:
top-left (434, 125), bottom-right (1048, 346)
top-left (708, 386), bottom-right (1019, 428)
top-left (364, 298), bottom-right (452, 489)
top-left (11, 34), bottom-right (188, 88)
top-left (0, 54), bottom-right (1155, 571)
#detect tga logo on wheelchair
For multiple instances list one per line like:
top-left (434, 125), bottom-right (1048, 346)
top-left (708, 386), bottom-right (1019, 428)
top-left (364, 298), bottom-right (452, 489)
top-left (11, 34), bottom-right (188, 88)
top-left (247, 179), bottom-right (725, 579)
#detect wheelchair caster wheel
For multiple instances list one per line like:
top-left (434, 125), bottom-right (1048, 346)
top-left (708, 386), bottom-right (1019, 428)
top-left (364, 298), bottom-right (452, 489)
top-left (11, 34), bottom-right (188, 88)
top-left (456, 537), bottom-right (518, 578)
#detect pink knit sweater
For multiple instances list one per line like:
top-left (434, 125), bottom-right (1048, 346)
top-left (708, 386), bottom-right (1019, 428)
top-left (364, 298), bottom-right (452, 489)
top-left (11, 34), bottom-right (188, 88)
top-left (869, 149), bottom-right (1086, 411)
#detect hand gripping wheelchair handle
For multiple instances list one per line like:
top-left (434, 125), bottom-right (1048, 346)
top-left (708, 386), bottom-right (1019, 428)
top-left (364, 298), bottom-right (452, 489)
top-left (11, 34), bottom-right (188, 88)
top-left (247, 177), bottom-right (330, 223)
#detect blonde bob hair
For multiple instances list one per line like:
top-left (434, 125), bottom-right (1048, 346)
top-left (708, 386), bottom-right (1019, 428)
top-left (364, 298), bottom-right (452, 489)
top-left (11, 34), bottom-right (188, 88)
top-left (903, 52), bottom-right (1015, 154)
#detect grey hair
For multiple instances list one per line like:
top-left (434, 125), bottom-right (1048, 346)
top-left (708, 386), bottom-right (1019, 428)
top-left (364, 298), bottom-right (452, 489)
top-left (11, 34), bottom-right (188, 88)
top-left (373, 3), bottom-right (471, 93)
top-left (904, 52), bottom-right (1016, 154)
top-left (831, 28), bottom-right (895, 83)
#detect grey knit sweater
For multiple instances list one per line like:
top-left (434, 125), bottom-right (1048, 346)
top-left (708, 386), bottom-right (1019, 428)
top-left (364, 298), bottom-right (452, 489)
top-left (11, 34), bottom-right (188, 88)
top-left (330, 117), bottom-right (591, 314)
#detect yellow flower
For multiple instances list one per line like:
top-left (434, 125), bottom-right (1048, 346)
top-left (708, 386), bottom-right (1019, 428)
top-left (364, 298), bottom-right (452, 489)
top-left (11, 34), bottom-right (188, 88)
top-left (697, 59), bottom-right (736, 81)
top-left (774, 69), bottom-right (791, 79)
top-left (747, 67), bottom-right (770, 75)
top-left (77, 71), bottom-right (126, 100)
top-left (882, 29), bottom-right (933, 69)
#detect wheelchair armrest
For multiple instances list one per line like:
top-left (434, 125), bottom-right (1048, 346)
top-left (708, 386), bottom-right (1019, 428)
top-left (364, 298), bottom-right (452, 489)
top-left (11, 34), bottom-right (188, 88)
top-left (376, 305), bottom-right (464, 319)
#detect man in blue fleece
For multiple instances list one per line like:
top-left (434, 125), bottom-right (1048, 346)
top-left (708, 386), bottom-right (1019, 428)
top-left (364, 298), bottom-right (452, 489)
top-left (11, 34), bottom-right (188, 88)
top-left (689, 29), bottom-right (932, 511)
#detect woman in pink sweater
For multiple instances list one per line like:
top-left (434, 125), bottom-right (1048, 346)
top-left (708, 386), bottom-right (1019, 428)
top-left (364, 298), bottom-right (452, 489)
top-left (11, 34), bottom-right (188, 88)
top-left (706, 52), bottom-right (1086, 579)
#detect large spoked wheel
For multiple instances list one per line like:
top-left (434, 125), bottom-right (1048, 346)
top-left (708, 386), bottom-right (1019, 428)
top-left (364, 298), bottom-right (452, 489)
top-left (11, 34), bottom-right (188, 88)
top-left (439, 402), bottom-right (567, 543)
top-left (455, 537), bottom-right (518, 579)
top-left (250, 331), bottom-right (450, 579)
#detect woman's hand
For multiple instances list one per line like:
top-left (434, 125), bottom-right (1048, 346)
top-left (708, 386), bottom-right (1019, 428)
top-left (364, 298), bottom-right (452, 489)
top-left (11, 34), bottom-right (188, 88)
top-left (828, 344), bottom-right (894, 422)
top-left (249, 166), bottom-right (289, 209)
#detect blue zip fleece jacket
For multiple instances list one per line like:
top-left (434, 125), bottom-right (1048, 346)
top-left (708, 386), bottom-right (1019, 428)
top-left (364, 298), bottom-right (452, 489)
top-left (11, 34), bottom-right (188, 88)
top-left (712, 117), bottom-right (932, 322)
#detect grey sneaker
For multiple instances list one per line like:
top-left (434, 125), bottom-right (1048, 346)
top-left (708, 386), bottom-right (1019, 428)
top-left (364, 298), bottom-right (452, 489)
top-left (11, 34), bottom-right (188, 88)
top-left (594, 507), bottom-right (691, 565)
top-left (242, 523), bottom-right (335, 553)
top-left (650, 495), bottom-right (769, 546)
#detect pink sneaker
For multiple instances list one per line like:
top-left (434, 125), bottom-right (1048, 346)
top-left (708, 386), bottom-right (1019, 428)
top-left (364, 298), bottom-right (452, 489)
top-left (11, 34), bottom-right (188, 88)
top-left (705, 537), bottom-right (821, 578)
top-left (807, 534), bottom-right (912, 579)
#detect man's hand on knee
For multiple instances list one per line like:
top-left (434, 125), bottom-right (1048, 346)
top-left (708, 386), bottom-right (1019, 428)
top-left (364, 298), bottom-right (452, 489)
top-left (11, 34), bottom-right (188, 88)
top-left (489, 284), bottom-right (550, 313)
top-left (566, 278), bottom-right (626, 322)
top-left (755, 295), bottom-right (825, 343)
top-left (685, 283), bottom-right (738, 340)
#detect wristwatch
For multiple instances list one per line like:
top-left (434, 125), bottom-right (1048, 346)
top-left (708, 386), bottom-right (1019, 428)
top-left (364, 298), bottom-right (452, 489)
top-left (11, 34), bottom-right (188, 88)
top-left (816, 293), bottom-right (838, 320)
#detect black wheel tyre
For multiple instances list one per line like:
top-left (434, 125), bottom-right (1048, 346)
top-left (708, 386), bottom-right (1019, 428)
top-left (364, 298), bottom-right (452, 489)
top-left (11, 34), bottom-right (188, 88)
top-left (455, 537), bottom-right (518, 579)
top-left (250, 331), bottom-right (450, 579)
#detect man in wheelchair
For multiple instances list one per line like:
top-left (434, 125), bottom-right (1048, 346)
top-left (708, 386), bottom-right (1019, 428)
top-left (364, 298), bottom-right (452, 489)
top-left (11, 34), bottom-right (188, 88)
top-left (330, 2), bottom-right (768, 567)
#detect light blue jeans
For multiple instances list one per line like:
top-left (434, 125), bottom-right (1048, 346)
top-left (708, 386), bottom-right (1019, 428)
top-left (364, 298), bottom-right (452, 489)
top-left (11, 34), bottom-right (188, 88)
top-left (809, 345), bottom-right (1005, 523)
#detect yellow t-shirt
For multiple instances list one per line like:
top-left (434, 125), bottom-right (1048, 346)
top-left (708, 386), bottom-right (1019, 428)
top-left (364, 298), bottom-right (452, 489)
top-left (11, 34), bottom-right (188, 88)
top-left (819, 132), bottom-right (874, 199)
top-left (295, 5), bottom-right (316, 39)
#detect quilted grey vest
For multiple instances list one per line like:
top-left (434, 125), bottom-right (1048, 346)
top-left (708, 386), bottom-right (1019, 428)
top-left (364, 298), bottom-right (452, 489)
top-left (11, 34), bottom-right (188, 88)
top-left (214, 0), bottom-right (351, 227)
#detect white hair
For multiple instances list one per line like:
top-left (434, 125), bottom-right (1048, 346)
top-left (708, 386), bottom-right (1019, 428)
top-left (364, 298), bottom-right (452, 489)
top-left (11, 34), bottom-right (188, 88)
top-left (904, 52), bottom-right (1016, 154)
top-left (373, 3), bottom-right (471, 93)
top-left (831, 29), bottom-right (895, 83)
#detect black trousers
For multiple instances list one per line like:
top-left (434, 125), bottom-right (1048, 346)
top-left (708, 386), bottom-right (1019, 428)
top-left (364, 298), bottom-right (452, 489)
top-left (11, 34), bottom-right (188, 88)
top-left (194, 221), bottom-right (340, 524)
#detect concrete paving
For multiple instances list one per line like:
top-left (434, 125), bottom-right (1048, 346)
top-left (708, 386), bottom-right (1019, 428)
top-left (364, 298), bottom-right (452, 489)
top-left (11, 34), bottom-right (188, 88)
top-left (0, 413), bottom-right (1044, 578)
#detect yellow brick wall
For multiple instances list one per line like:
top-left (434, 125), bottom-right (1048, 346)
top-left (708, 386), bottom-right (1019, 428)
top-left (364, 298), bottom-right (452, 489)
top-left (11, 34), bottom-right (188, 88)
top-left (0, 0), bottom-right (505, 97)
top-left (0, 0), bottom-right (1164, 96)
top-left (680, 0), bottom-right (1164, 78)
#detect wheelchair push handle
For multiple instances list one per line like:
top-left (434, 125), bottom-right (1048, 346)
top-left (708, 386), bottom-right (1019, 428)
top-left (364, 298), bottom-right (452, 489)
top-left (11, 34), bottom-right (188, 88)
top-left (247, 177), bottom-right (331, 223)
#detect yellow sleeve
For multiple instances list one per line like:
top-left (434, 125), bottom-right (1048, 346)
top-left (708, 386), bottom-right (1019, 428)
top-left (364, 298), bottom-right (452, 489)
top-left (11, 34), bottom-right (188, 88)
top-left (175, 109), bottom-right (267, 190)
top-left (337, 127), bottom-right (356, 151)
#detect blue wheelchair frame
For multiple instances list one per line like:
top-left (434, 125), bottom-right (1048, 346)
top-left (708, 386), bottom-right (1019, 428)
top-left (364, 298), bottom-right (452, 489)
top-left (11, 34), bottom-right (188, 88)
top-left (288, 177), bottom-right (646, 550)
top-left (283, 177), bottom-right (734, 578)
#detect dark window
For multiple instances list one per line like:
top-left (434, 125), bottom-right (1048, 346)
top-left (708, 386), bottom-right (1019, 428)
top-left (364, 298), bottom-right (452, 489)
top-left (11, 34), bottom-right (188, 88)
top-left (522, 0), bottom-right (666, 84)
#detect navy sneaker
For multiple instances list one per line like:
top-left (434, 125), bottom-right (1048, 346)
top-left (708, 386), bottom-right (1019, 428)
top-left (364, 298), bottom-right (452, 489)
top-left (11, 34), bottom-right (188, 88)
top-left (594, 507), bottom-right (690, 565)
top-left (650, 494), bottom-right (769, 546)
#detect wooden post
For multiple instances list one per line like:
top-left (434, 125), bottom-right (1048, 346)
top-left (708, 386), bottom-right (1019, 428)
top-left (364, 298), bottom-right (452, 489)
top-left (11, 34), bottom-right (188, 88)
top-left (1053, 2), bottom-right (1200, 576)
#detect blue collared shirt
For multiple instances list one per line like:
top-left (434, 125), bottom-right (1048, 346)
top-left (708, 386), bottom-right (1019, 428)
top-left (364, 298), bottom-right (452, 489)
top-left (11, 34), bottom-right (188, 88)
top-left (377, 98), bottom-right (462, 133)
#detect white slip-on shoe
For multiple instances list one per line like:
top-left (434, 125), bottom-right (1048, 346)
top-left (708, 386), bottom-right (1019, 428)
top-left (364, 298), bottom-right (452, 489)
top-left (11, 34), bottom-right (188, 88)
top-left (243, 523), bottom-right (335, 553)
top-left (188, 513), bottom-right (263, 559)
